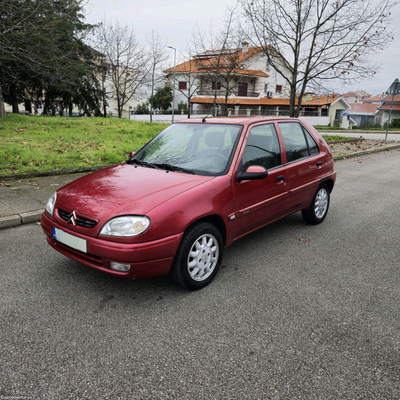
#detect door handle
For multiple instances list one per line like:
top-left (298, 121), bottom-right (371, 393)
top-left (276, 175), bottom-right (285, 182)
top-left (316, 161), bottom-right (323, 167)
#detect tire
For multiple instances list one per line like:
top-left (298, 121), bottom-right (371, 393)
top-left (171, 222), bottom-right (223, 290)
top-left (301, 183), bottom-right (330, 225)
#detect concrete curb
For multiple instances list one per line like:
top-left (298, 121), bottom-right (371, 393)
top-left (0, 210), bottom-right (43, 230)
top-left (0, 165), bottom-right (110, 182)
top-left (333, 143), bottom-right (400, 160)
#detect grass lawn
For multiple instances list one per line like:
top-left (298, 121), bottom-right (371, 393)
top-left (0, 114), bottom-right (169, 175)
top-left (320, 134), bottom-right (355, 142)
top-left (0, 114), bottom-right (352, 176)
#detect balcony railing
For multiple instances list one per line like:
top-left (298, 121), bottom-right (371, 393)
top-left (196, 90), bottom-right (260, 97)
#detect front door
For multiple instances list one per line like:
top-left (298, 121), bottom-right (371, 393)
top-left (232, 123), bottom-right (288, 240)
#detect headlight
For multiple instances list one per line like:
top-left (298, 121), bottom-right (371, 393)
top-left (45, 192), bottom-right (57, 217)
top-left (100, 216), bottom-right (150, 237)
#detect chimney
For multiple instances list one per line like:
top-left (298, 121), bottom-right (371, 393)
top-left (242, 41), bottom-right (249, 53)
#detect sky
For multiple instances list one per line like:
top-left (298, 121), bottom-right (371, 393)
top-left (84, 0), bottom-right (400, 97)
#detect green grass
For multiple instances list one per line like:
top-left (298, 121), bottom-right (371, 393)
top-left (315, 125), bottom-right (399, 132)
top-left (0, 114), bottom-right (169, 175)
top-left (0, 114), bottom-right (357, 176)
top-left (321, 135), bottom-right (354, 142)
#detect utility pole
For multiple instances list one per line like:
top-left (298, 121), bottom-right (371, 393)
top-left (167, 46), bottom-right (176, 123)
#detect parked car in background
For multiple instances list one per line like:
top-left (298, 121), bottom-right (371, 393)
top-left (41, 117), bottom-right (336, 289)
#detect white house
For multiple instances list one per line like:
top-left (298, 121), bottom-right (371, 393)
top-left (377, 94), bottom-right (400, 126)
top-left (164, 42), bottom-right (289, 116)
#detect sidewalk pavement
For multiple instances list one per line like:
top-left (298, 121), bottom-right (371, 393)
top-left (1, 141), bottom-right (400, 230)
top-left (0, 172), bottom-right (87, 230)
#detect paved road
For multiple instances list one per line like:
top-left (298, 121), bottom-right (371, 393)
top-left (1, 150), bottom-right (400, 399)
top-left (322, 130), bottom-right (400, 141)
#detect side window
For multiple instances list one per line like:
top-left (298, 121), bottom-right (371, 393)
top-left (241, 124), bottom-right (281, 170)
top-left (304, 129), bottom-right (320, 156)
top-left (278, 122), bottom-right (309, 162)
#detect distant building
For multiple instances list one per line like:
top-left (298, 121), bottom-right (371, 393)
top-left (346, 103), bottom-right (381, 127)
top-left (341, 90), bottom-right (371, 104)
top-left (164, 42), bottom-right (289, 116)
top-left (377, 94), bottom-right (400, 126)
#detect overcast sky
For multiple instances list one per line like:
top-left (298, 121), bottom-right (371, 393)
top-left (85, 0), bottom-right (400, 96)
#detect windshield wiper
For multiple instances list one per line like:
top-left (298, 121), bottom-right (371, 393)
top-left (126, 159), bottom-right (158, 169)
top-left (152, 163), bottom-right (195, 174)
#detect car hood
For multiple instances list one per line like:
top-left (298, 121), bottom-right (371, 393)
top-left (55, 163), bottom-right (214, 221)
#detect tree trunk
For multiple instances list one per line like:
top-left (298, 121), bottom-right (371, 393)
top-left (9, 83), bottom-right (20, 114)
top-left (0, 84), bottom-right (6, 118)
top-left (103, 92), bottom-right (107, 118)
top-left (187, 101), bottom-right (191, 119)
top-left (117, 101), bottom-right (122, 118)
top-left (289, 83), bottom-right (297, 117)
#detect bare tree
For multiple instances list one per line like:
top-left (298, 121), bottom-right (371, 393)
top-left (164, 45), bottom-right (201, 119)
top-left (241, 0), bottom-right (398, 117)
top-left (146, 30), bottom-right (168, 122)
top-left (192, 6), bottom-right (248, 116)
top-left (97, 20), bottom-right (149, 118)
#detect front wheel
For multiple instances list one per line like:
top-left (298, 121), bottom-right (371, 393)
top-left (302, 183), bottom-right (330, 225)
top-left (171, 222), bottom-right (223, 290)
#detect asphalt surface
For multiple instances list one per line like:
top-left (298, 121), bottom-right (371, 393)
top-left (1, 149), bottom-right (400, 399)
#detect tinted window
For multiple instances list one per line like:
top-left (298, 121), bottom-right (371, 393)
top-left (241, 124), bottom-right (281, 170)
top-left (304, 129), bottom-right (320, 156)
top-left (278, 122), bottom-right (309, 162)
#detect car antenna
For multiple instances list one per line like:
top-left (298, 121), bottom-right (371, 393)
top-left (202, 114), bottom-right (209, 123)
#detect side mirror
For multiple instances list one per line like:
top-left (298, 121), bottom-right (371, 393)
top-left (129, 151), bottom-right (136, 158)
top-left (236, 165), bottom-right (268, 182)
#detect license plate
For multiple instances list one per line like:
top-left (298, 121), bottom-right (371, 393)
top-left (53, 227), bottom-right (87, 253)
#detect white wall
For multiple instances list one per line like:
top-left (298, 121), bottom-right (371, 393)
top-left (299, 116), bottom-right (330, 126)
top-left (130, 114), bottom-right (330, 126)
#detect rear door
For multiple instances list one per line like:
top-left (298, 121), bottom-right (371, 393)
top-left (276, 121), bottom-right (324, 214)
top-left (231, 123), bottom-right (288, 240)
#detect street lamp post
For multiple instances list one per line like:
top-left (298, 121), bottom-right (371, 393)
top-left (384, 78), bottom-right (399, 143)
top-left (167, 46), bottom-right (176, 123)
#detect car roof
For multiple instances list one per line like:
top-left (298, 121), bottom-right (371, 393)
top-left (175, 116), bottom-right (300, 127)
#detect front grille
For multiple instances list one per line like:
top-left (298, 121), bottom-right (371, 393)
top-left (58, 209), bottom-right (97, 228)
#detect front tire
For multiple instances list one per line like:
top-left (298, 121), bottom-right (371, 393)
top-left (171, 222), bottom-right (223, 290)
top-left (302, 183), bottom-right (330, 225)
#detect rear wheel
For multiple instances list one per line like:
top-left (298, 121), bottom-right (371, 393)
top-left (171, 222), bottom-right (223, 290)
top-left (302, 183), bottom-right (330, 224)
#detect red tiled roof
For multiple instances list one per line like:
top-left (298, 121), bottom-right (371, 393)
top-left (381, 95), bottom-right (400, 103)
top-left (341, 90), bottom-right (371, 98)
top-left (164, 46), bottom-right (268, 75)
top-left (190, 95), bottom-right (341, 106)
top-left (347, 103), bottom-right (379, 115)
top-left (361, 95), bottom-right (382, 103)
top-left (378, 104), bottom-right (400, 111)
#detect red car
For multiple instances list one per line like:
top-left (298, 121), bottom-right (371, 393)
top-left (41, 117), bottom-right (336, 289)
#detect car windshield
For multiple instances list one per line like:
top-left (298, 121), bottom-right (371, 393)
top-left (130, 123), bottom-right (243, 176)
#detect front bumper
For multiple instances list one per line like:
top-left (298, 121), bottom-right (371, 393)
top-left (41, 213), bottom-right (183, 279)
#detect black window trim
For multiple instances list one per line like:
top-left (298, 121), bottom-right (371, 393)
top-left (277, 121), bottom-right (320, 165)
top-left (238, 121), bottom-right (283, 173)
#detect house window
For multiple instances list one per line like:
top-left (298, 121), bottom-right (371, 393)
top-left (264, 84), bottom-right (269, 93)
top-left (179, 81), bottom-right (187, 90)
top-left (212, 81), bottom-right (221, 90)
top-left (275, 85), bottom-right (282, 94)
